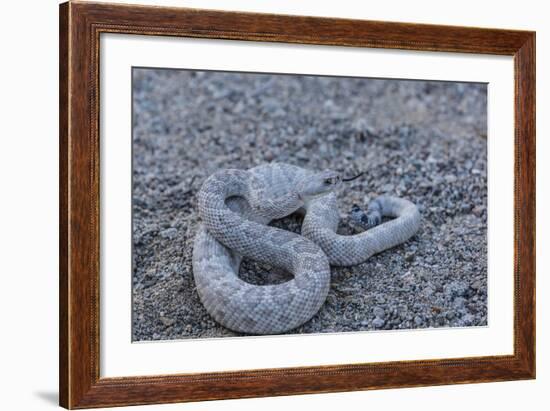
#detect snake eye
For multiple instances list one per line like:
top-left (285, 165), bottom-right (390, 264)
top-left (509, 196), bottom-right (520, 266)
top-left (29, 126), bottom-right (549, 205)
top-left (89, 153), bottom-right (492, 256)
top-left (324, 178), bottom-right (333, 185)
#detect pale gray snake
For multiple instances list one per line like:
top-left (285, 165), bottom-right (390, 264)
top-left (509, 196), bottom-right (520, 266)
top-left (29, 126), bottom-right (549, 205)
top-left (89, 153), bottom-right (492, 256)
top-left (192, 162), bottom-right (420, 335)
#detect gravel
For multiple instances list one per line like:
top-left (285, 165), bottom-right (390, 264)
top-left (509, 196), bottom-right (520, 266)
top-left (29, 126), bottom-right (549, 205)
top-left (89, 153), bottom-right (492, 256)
top-left (132, 68), bottom-right (488, 341)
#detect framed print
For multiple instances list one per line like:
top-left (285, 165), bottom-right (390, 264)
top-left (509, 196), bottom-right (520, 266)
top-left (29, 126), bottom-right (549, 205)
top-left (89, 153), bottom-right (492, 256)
top-left (59, 1), bottom-right (535, 408)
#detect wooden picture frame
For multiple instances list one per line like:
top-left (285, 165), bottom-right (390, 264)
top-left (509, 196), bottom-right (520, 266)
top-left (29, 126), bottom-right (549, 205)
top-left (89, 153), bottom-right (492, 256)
top-left (59, 1), bottom-right (535, 408)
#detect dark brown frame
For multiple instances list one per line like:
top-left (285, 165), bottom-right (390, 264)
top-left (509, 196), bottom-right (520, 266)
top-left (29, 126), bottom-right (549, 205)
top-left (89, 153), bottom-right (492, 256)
top-left (59, 1), bottom-right (536, 409)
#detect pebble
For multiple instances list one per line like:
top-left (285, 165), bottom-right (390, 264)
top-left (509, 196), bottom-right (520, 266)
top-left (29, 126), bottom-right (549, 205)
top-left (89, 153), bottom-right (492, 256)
top-left (444, 281), bottom-right (469, 298)
top-left (462, 314), bottom-right (476, 326)
top-left (453, 297), bottom-right (466, 308)
top-left (460, 204), bottom-right (472, 213)
top-left (472, 205), bottom-right (485, 217)
top-left (160, 228), bottom-right (178, 239)
top-left (373, 306), bottom-right (385, 319)
top-left (421, 286), bottom-right (435, 298)
top-left (372, 318), bottom-right (386, 328)
top-left (160, 316), bottom-right (176, 327)
top-left (470, 280), bottom-right (482, 291)
top-left (375, 295), bottom-right (386, 304)
top-left (381, 183), bottom-right (395, 193)
top-left (444, 174), bottom-right (458, 184)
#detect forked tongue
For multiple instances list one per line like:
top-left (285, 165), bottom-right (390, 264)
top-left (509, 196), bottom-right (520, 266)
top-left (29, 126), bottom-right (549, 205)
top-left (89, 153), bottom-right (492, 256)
top-left (342, 171), bottom-right (364, 182)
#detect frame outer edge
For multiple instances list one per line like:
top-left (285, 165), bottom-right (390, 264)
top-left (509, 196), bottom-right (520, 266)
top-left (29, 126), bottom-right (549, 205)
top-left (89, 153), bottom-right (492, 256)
top-left (60, 2), bottom-right (536, 408)
top-left (59, 1), bottom-right (70, 408)
top-left (515, 32), bottom-right (536, 378)
top-left (63, 1), bottom-right (99, 408)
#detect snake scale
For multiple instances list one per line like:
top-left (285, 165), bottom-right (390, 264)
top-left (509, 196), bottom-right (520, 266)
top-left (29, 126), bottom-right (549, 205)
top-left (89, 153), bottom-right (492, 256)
top-left (192, 163), bottom-right (421, 335)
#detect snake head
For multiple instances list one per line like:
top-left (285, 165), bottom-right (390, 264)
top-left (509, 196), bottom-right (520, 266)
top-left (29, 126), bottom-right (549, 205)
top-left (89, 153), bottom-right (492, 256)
top-left (297, 170), bottom-right (341, 201)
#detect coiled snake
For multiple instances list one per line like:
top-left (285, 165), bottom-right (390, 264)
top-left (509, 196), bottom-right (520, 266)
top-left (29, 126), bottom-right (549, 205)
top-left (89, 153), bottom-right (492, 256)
top-left (192, 163), bottom-right (420, 335)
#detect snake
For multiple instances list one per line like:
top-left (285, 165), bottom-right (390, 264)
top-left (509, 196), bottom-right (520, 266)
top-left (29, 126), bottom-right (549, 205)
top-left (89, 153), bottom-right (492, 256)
top-left (192, 163), bottom-right (421, 335)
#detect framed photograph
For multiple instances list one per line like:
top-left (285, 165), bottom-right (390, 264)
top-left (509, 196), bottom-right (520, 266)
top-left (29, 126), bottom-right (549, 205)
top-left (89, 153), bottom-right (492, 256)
top-left (59, 1), bottom-right (535, 408)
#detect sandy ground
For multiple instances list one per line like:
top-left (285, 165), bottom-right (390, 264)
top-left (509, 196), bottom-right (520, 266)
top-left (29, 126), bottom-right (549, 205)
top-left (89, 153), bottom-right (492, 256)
top-left (131, 68), bottom-right (487, 341)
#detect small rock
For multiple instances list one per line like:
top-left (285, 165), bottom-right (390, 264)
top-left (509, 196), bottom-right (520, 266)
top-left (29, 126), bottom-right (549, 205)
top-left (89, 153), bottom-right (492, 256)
top-left (453, 297), bottom-right (466, 308)
top-left (472, 205), bottom-right (485, 217)
top-left (381, 183), bottom-right (395, 193)
top-left (397, 305), bottom-right (408, 319)
top-left (470, 280), bottom-right (482, 291)
top-left (373, 306), bottom-right (385, 319)
top-left (444, 174), bottom-right (457, 184)
top-left (141, 274), bottom-right (158, 288)
top-left (160, 316), bottom-right (176, 327)
top-left (444, 281), bottom-right (469, 298)
top-left (372, 318), bottom-right (385, 328)
top-left (462, 314), bottom-right (476, 326)
top-left (421, 286), bottom-right (435, 298)
top-left (160, 227), bottom-right (178, 239)
top-left (460, 204), bottom-right (472, 213)
top-left (375, 295), bottom-right (386, 304)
